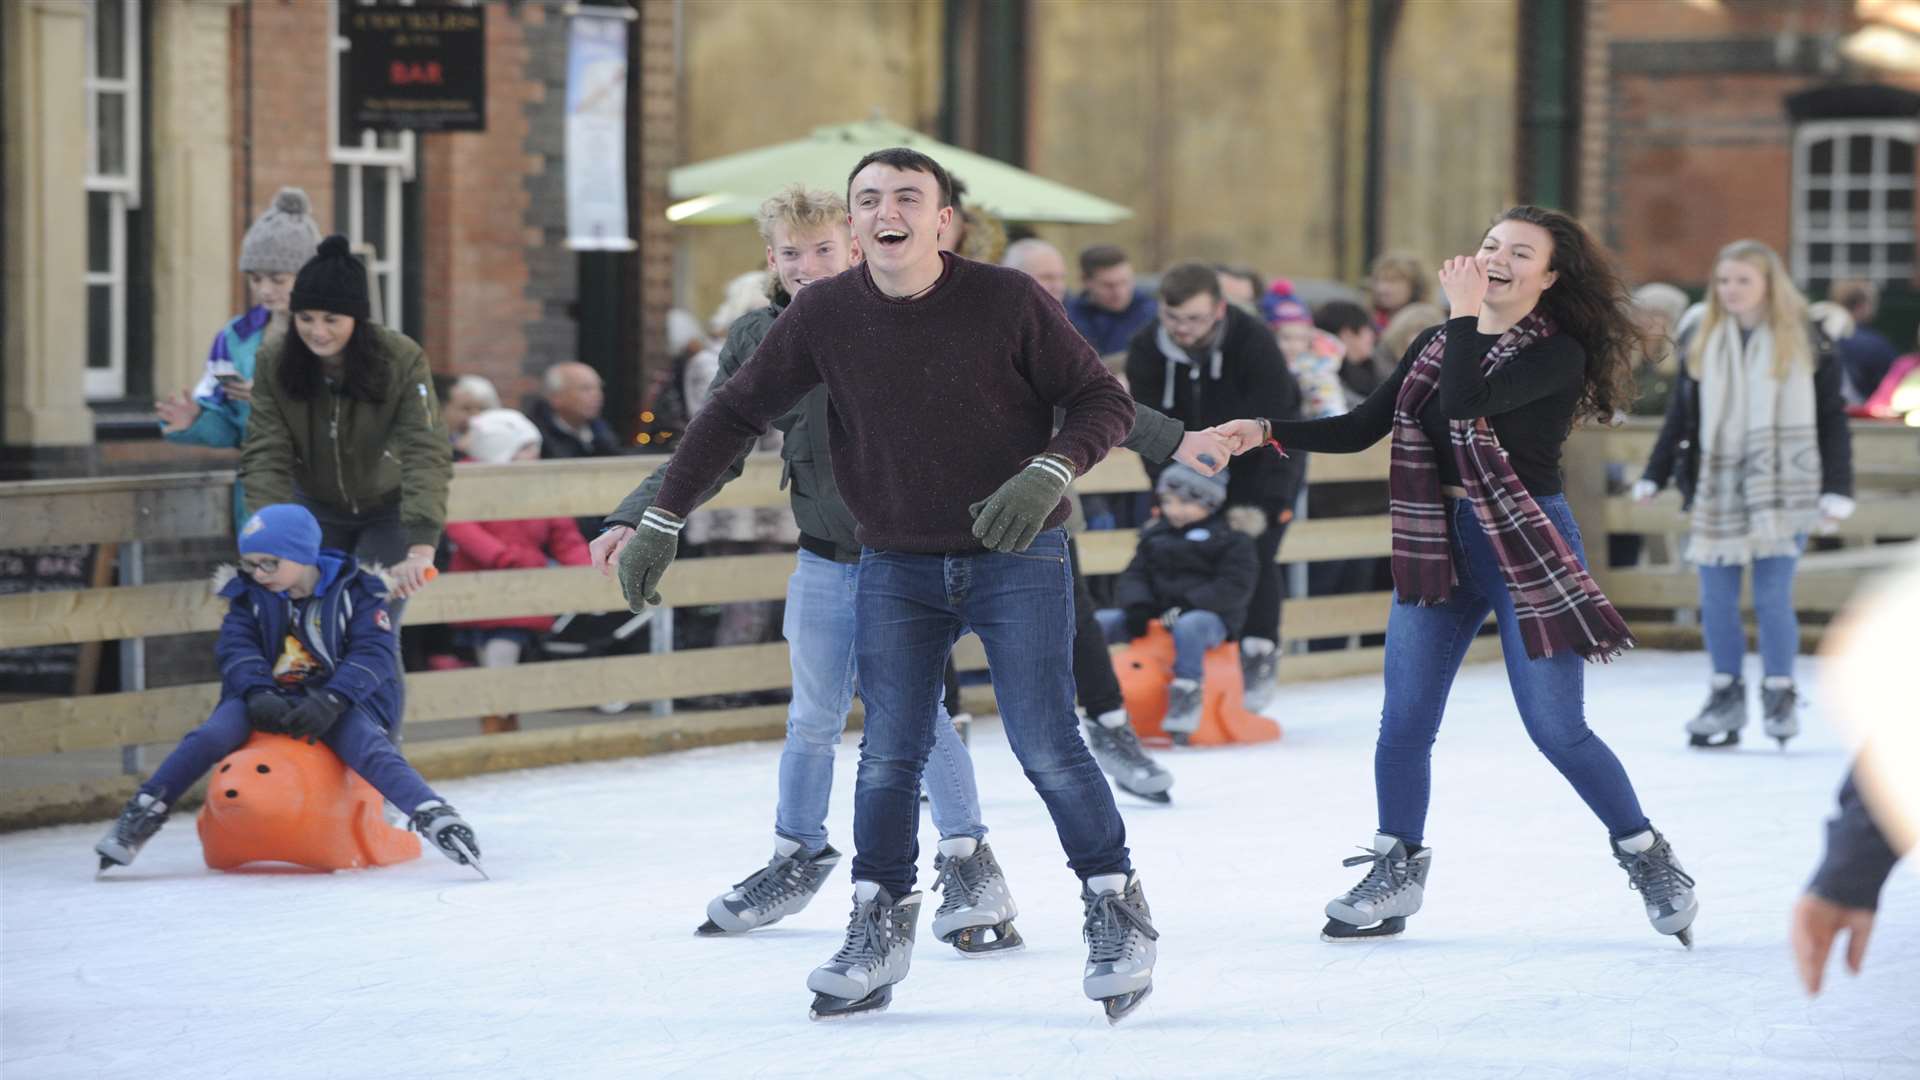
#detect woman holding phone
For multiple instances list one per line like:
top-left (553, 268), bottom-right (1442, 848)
top-left (156, 188), bottom-right (320, 534)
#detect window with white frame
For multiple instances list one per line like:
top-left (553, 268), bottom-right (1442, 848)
top-left (1792, 120), bottom-right (1919, 291)
top-left (85, 0), bottom-right (142, 401)
top-left (330, 0), bottom-right (417, 328)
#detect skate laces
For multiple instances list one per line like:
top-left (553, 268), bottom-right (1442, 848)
top-left (1094, 722), bottom-right (1156, 771)
top-left (933, 850), bottom-right (984, 913)
top-left (1082, 885), bottom-right (1158, 964)
top-left (831, 895), bottom-right (891, 967)
top-left (115, 798), bottom-right (167, 842)
top-left (1340, 847), bottom-right (1412, 904)
top-left (736, 852), bottom-right (807, 910)
top-left (1699, 684), bottom-right (1741, 716)
top-left (1615, 841), bottom-right (1695, 906)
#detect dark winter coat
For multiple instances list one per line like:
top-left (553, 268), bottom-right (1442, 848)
top-left (214, 552), bottom-right (402, 726)
top-left (1112, 512), bottom-right (1262, 637)
top-left (1808, 768), bottom-right (1903, 910)
top-left (1066, 288), bottom-right (1158, 357)
top-left (610, 299), bottom-right (1192, 562)
top-left (527, 397), bottom-right (623, 460)
top-left (1125, 304), bottom-right (1306, 514)
top-left (1640, 323), bottom-right (1853, 510)
top-left (445, 515), bottom-right (592, 633)
top-left (241, 324), bottom-right (453, 548)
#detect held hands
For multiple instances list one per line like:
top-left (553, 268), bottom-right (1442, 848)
top-left (1790, 892), bottom-right (1876, 995)
top-left (1437, 255), bottom-right (1488, 317)
top-left (1173, 429), bottom-right (1233, 476)
top-left (970, 455), bottom-right (1074, 553)
top-left (1207, 419), bottom-right (1275, 457)
top-left (155, 391), bottom-right (202, 434)
top-left (616, 509), bottom-right (684, 611)
top-left (589, 524), bottom-right (636, 577)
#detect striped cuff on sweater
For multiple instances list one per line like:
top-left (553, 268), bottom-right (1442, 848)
top-left (1026, 454), bottom-right (1076, 488)
top-left (639, 507), bottom-right (686, 538)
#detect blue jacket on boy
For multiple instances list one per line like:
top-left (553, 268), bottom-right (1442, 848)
top-left (215, 551), bottom-right (402, 728)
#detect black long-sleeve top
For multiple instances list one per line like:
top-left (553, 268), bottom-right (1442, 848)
top-left (1808, 769), bottom-right (1903, 910)
top-left (1266, 317), bottom-right (1585, 495)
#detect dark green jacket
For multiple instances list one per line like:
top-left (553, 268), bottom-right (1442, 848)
top-left (607, 299), bottom-right (1186, 559)
top-left (240, 324), bottom-right (453, 547)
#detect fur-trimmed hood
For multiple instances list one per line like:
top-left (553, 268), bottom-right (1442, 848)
top-left (210, 551), bottom-right (396, 600)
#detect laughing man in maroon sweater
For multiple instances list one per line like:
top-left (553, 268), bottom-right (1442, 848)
top-left (618, 149), bottom-right (1159, 1022)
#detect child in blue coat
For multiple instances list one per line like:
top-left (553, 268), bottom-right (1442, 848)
top-left (95, 504), bottom-right (480, 872)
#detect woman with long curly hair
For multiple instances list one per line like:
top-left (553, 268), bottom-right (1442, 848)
top-left (1212, 206), bottom-right (1699, 949)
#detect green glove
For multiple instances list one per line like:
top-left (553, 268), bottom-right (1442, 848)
top-left (616, 507), bottom-right (686, 612)
top-left (968, 455), bottom-right (1075, 553)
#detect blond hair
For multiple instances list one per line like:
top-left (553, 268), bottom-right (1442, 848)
top-left (755, 184), bottom-right (848, 246)
top-left (1368, 250), bottom-right (1428, 304)
top-left (1380, 301), bottom-right (1446, 360)
top-left (1686, 239), bottom-right (1810, 380)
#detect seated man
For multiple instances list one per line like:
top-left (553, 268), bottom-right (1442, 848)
top-left (94, 504), bottom-right (480, 873)
top-left (1096, 464), bottom-right (1260, 742)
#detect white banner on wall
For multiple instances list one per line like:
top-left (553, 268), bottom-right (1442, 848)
top-left (565, 6), bottom-right (637, 252)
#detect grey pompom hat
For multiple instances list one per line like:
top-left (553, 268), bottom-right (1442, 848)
top-left (238, 187), bottom-right (323, 274)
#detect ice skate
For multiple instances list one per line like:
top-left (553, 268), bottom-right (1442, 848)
top-left (807, 882), bottom-right (922, 1020)
top-left (1612, 828), bottom-right (1698, 949)
top-left (94, 793), bottom-right (169, 873)
top-left (1322, 833), bottom-right (1431, 942)
top-left (1685, 676), bottom-right (1746, 748)
top-left (1083, 709), bottom-right (1174, 803)
top-left (697, 838), bottom-right (841, 935)
top-left (410, 800), bottom-right (486, 878)
top-left (1163, 679), bottom-right (1202, 746)
top-left (1760, 680), bottom-right (1800, 749)
top-left (930, 837), bottom-right (1022, 955)
top-left (1081, 872), bottom-right (1157, 1023)
top-left (1240, 637), bottom-right (1278, 711)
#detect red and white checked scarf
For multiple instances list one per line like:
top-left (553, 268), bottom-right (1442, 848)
top-left (1388, 313), bottom-right (1634, 662)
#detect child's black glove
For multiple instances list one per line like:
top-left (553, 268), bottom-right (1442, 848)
top-left (244, 690), bottom-right (295, 733)
top-left (284, 689), bottom-right (350, 744)
top-left (1124, 606), bottom-right (1157, 639)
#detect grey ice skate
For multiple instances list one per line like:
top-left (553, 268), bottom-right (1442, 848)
top-left (94, 793), bottom-right (169, 873)
top-left (409, 800), bottom-right (486, 878)
top-left (1240, 637), bottom-right (1278, 711)
top-left (807, 881), bottom-right (923, 1020)
top-left (1164, 679), bottom-right (1202, 745)
top-left (698, 837), bottom-right (841, 935)
top-left (931, 837), bottom-right (1022, 954)
top-left (1686, 677), bottom-right (1747, 748)
top-left (1761, 681), bottom-right (1800, 748)
top-left (1323, 833), bottom-right (1432, 941)
top-left (1612, 828), bottom-right (1699, 949)
top-left (1084, 709), bottom-right (1174, 803)
top-left (1082, 872), bottom-right (1158, 1023)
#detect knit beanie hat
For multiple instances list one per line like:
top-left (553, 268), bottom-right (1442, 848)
top-left (463, 408), bottom-right (543, 464)
top-left (238, 187), bottom-right (323, 275)
top-left (1156, 462), bottom-right (1229, 512)
top-left (291, 235), bottom-right (372, 320)
top-left (238, 504), bottom-right (323, 566)
top-left (1262, 278), bottom-right (1312, 327)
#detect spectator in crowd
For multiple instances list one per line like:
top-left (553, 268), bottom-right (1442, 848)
top-left (1002, 238), bottom-right (1069, 305)
top-left (530, 362), bottom-right (621, 460)
top-left (1068, 244), bottom-right (1159, 356)
top-left (239, 234), bottom-right (449, 668)
top-left (156, 187), bottom-right (320, 535)
top-left (444, 408), bottom-right (592, 734)
top-left (1828, 278), bottom-right (1900, 404)
top-left (1216, 265), bottom-right (1266, 316)
top-left (1271, 290), bottom-right (1350, 419)
top-left (1635, 239), bottom-right (1853, 749)
top-left (1629, 283), bottom-right (1689, 417)
top-left (441, 374), bottom-right (501, 450)
top-left (1314, 300), bottom-right (1383, 398)
top-left (939, 176), bottom-right (1008, 264)
top-left (1367, 249), bottom-right (1428, 330)
top-left (1372, 300), bottom-right (1447, 387)
top-left (1126, 262), bottom-right (1304, 708)
top-left (1096, 463), bottom-right (1258, 743)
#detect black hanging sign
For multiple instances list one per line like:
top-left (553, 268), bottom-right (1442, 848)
top-left (343, 5), bottom-right (487, 132)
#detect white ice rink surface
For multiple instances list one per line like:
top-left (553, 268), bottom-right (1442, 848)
top-left (3, 650), bottom-right (1915, 1080)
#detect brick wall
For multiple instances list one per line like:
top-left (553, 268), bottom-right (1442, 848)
top-left (635, 1), bottom-right (676, 400)
top-left (228, 0), bottom-right (334, 313)
top-left (519, 8), bottom-right (577, 397)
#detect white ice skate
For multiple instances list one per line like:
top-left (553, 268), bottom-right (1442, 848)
top-left (1612, 828), bottom-right (1699, 949)
top-left (1323, 833), bottom-right (1431, 941)
top-left (1081, 872), bottom-right (1157, 1023)
top-left (931, 837), bottom-right (1022, 955)
top-left (697, 838), bottom-right (841, 935)
top-left (807, 882), bottom-right (923, 1020)
top-left (1083, 709), bottom-right (1174, 803)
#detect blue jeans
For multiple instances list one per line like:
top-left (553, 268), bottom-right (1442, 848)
top-left (1697, 548), bottom-right (1802, 681)
top-left (1376, 495), bottom-right (1650, 844)
top-left (852, 528), bottom-right (1130, 896)
top-left (142, 695), bottom-right (440, 813)
top-left (776, 548), bottom-right (985, 854)
top-left (1095, 607), bottom-right (1228, 680)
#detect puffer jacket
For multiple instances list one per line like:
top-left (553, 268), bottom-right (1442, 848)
top-left (213, 552), bottom-right (402, 726)
top-left (445, 515), bottom-right (592, 633)
top-left (240, 323), bottom-right (453, 547)
top-left (1112, 511), bottom-right (1262, 637)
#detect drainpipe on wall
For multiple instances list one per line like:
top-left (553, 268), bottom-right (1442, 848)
top-left (1520, 0), bottom-right (1577, 210)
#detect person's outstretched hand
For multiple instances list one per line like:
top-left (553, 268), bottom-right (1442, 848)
top-left (590, 525), bottom-right (635, 577)
top-left (1791, 892), bottom-right (1876, 995)
top-left (617, 509), bottom-right (684, 611)
top-left (1208, 419), bottom-right (1272, 456)
top-left (969, 455), bottom-right (1073, 553)
top-left (1173, 429), bottom-right (1232, 476)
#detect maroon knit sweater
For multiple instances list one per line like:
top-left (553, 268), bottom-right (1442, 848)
top-left (652, 253), bottom-right (1134, 553)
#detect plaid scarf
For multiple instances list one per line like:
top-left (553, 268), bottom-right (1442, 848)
top-left (1389, 313), bottom-right (1634, 662)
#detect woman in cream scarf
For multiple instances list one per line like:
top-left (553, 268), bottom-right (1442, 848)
top-left (1635, 240), bottom-right (1854, 749)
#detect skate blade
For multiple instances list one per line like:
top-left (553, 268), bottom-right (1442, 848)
top-left (1687, 731), bottom-right (1741, 749)
top-left (1674, 927), bottom-right (1694, 950)
top-left (694, 918), bottom-right (736, 937)
top-left (445, 835), bottom-right (488, 879)
top-left (1320, 916), bottom-right (1406, 943)
top-left (808, 986), bottom-right (891, 1021)
top-left (945, 922), bottom-right (1024, 956)
top-left (1117, 784), bottom-right (1172, 805)
top-left (1101, 983), bottom-right (1152, 1025)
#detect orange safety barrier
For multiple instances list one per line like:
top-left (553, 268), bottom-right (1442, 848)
top-left (196, 733), bottom-right (421, 871)
top-left (1111, 623), bottom-right (1281, 747)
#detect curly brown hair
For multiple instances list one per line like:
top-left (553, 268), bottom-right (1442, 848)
top-left (1492, 206), bottom-right (1638, 421)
